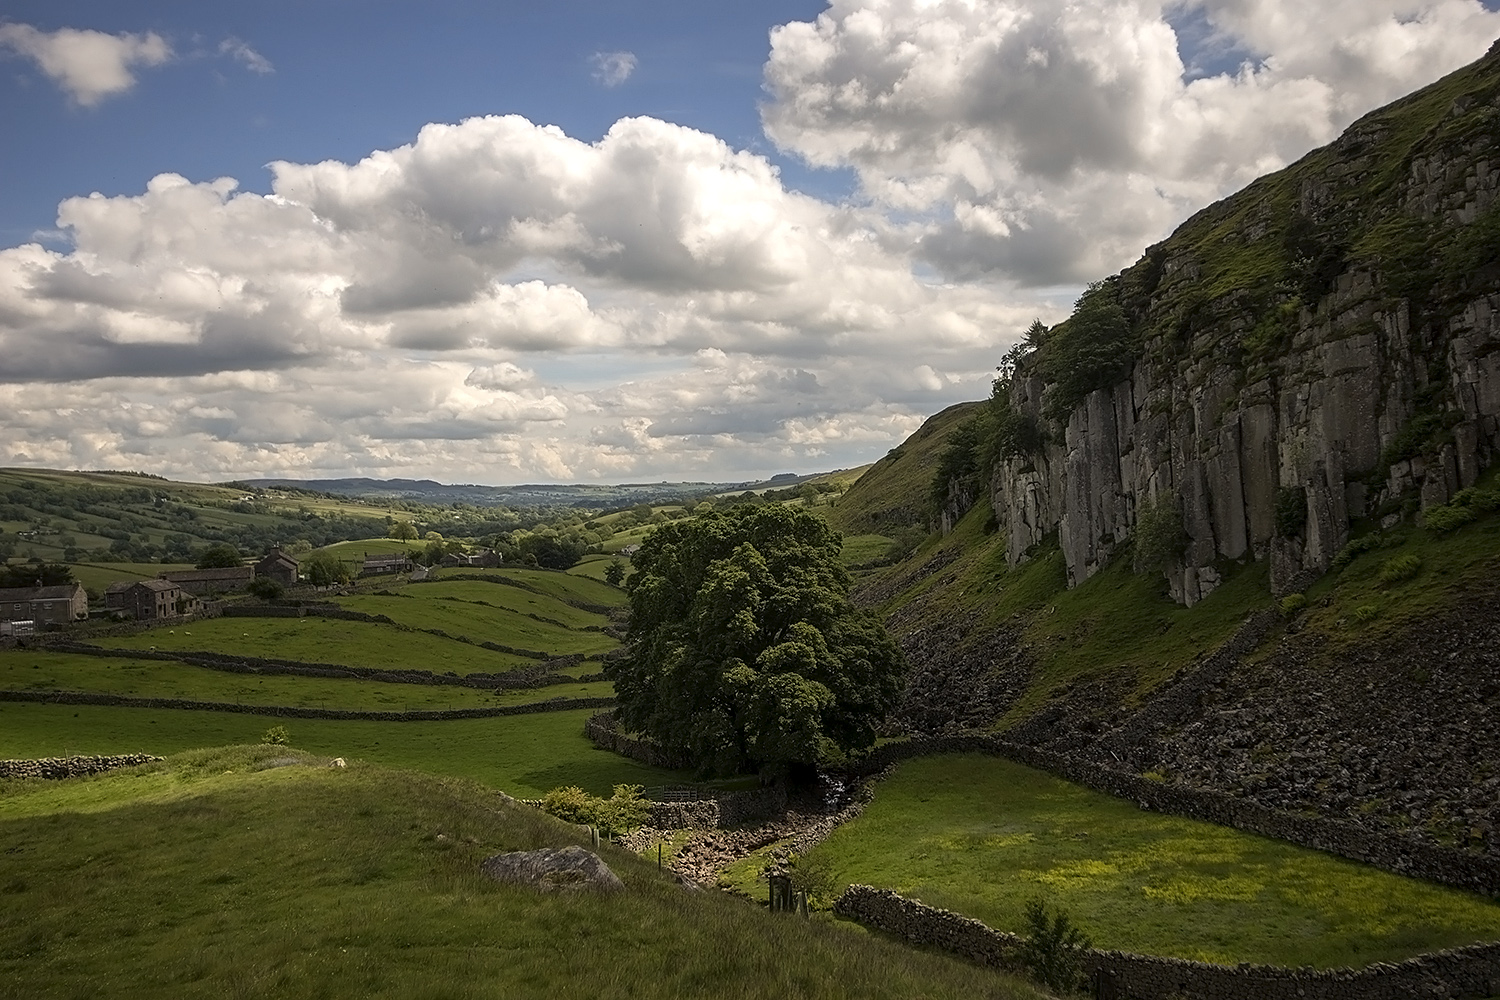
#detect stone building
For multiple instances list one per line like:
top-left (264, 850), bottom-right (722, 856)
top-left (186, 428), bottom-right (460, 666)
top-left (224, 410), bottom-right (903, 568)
top-left (0, 583), bottom-right (89, 626)
top-left (255, 548), bottom-right (299, 586)
top-left (105, 579), bottom-right (185, 621)
top-left (159, 566), bottom-right (254, 595)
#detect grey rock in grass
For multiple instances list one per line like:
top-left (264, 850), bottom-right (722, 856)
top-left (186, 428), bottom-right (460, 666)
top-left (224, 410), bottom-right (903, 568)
top-left (480, 845), bottom-right (623, 892)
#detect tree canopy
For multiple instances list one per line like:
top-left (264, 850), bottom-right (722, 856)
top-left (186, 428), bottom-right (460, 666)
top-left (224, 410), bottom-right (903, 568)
top-left (196, 543), bottom-right (243, 568)
top-left (606, 504), bottom-right (905, 778)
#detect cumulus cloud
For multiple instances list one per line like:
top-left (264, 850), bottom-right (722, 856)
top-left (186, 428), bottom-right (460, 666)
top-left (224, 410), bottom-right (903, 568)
top-left (219, 37), bottom-right (273, 74)
top-left (0, 22), bottom-right (172, 106)
top-left (0, 107), bottom-right (1043, 480)
top-left (762, 0), bottom-right (1500, 283)
top-left (5, 2), bottom-right (1496, 483)
top-left (590, 50), bottom-right (638, 86)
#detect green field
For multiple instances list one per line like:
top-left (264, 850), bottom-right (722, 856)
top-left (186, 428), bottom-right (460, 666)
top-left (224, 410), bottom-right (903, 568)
top-left (94, 617), bottom-right (536, 674)
top-left (338, 581), bottom-right (616, 650)
top-left (778, 755), bottom-right (1500, 969)
top-left (435, 567), bottom-right (625, 608)
top-left (0, 703), bottom-right (667, 797)
top-left (0, 748), bottom-right (1042, 999)
top-left (66, 562), bottom-right (197, 594)
top-left (0, 650), bottom-right (611, 711)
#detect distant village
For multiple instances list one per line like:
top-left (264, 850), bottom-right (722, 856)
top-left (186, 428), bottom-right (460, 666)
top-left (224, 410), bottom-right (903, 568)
top-left (0, 545), bottom-right (506, 636)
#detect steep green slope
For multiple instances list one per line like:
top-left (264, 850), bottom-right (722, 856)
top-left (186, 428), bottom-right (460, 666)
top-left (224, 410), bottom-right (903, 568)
top-left (825, 402), bottom-right (982, 539)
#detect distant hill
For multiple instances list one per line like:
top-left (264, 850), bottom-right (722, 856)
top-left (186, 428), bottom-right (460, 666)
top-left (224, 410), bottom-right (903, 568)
top-left (242, 472), bottom-right (858, 508)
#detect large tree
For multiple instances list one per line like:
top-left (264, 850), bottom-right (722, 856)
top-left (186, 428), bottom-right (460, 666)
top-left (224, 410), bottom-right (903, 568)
top-left (607, 504), bottom-right (905, 778)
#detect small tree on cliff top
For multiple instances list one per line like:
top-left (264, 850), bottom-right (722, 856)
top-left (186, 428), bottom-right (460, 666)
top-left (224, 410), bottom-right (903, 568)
top-left (607, 504), bottom-right (906, 778)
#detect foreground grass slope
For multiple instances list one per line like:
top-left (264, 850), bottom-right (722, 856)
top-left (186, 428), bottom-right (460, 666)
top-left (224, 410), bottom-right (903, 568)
top-left (0, 747), bottom-right (1043, 1000)
top-left (802, 755), bottom-right (1500, 969)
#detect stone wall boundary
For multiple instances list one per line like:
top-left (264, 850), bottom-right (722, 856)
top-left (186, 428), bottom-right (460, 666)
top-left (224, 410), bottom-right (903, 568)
top-left (835, 884), bottom-right (1500, 1000)
top-left (43, 641), bottom-right (582, 691)
top-left (0, 688), bottom-right (613, 722)
top-left (0, 753), bottom-right (161, 780)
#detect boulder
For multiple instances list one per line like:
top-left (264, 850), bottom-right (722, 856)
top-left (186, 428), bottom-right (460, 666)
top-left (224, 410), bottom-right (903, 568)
top-left (480, 845), bottom-right (623, 892)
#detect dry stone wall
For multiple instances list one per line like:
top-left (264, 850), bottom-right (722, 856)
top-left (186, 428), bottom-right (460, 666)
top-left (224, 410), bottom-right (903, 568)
top-left (0, 688), bottom-right (613, 722)
top-left (0, 753), bottom-right (160, 779)
top-left (836, 885), bottom-right (1500, 1000)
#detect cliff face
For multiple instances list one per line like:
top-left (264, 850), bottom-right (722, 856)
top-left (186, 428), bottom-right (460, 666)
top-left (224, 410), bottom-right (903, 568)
top-left (992, 42), bottom-right (1500, 604)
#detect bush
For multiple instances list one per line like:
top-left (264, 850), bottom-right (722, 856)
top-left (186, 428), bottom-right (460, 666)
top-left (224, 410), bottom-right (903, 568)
top-left (1017, 898), bottom-right (1091, 993)
top-left (1351, 604), bottom-right (1381, 623)
top-left (540, 784), bottom-right (650, 838)
top-left (247, 577), bottom-right (284, 600)
top-left (1450, 487), bottom-right (1500, 512)
top-left (1133, 492), bottom-right (1187, 574)
top-left (1423, 503), bottom-right (1475, 533)
top-left (1278, 593), bottom-right (1307, 617)
top-left (1332, 532), bottom-right (1383, 570)
top-left (1274, 486), bottom-right (1307, 538)
top-left (1377, 554), bottom-right (1422, 586)
top-left (787, 852), bottom-right (839, 908)
top-left (261, 725), bottom-right (290, 746)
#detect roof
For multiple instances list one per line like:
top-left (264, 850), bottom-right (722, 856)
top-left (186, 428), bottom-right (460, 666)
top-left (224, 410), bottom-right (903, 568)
top-left (258, 551), bottom-right (299, 567)
top-left (0, 583), bottom-right (85, 601)
top-left (129, 579), bottom-right (180, 593)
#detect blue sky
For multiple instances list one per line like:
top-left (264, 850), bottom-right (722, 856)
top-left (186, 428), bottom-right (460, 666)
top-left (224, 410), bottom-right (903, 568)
top-left (1, 0), bottom-right (852, 245)
top-left (2, 1), bottom-right (1497, 484)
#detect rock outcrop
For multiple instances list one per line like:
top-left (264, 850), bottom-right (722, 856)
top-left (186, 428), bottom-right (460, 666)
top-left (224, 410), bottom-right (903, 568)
top-left (479, 845), bottom-right (623, 892)
top-left (991, 42), bottom-right (1500, 604)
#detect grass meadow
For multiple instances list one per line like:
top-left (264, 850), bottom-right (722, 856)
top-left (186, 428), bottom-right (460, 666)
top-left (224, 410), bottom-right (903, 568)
top-left (0, 650), bottom-right (612, 711)
top-left (771, 754), bottom-right (1500, 969)
top-left (0, 747), bottom-right (1044, 1000)
top-left (0, 703), bottom-right (672, 797)
top-left (94, 617), bottom-right (539, 674)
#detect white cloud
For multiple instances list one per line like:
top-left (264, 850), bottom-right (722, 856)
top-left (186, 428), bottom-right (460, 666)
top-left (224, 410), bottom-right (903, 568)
top-left (590, 50), bottom-right (638, 87)
top-left (762, 0), bottom-right (1500, 283)
top-left (0, 23), bottom-right (172, 106)
top-left (219, 37), bottom-right (273, 74)
top-left (3, 3), bottom-right (1495, 483)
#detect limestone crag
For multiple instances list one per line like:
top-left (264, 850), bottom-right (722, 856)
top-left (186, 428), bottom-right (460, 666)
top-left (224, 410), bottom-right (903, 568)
top-left (992, 44), bottom-right (1500, 605)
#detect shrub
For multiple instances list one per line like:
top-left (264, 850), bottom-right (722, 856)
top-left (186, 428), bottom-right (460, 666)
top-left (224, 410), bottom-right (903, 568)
top-left (1278, 593), bottom-right (1307, 617)
top-left (1450, 487), bottom-right (1500, 512)
top-left (261, 725), bottom-right (290, 746)
top-left (247, 577), bottom-right (284, 600)
top-left (540, 784), bottom-right (651, 839)
top-left (1274, 486), bottom-right (1307, 538)
top-left (787, 852), bottom-right (840, 908)
top-left (1351, 605), bottom-right (1381, 623)
top-left (1423, 503), bottom-right (1475, 533)
top-left (1377, 554), bottom-right (1422, 586)
top-left (1332, 532), bottom-right (1383, 571)
top-left (1133, 492), bottom-right (1187, 574)
top-left (1017, 898), bottom-right (1092, 993)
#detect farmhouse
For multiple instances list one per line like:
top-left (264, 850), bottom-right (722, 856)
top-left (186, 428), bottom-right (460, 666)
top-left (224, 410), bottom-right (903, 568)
top-left (159, 566), bottom-right (254, 595)
top-left (361, 552), bottom-right (413, 575)
top-left (105, 579), bottom-right (187, 621)
top-left (255, 547), bottom-right (300, 586)
top-left (0, 582), bottom-right (89, 627)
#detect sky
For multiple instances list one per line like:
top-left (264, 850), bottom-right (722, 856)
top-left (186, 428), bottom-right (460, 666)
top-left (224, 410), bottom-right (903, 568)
top-left (2, 1), bottom-right (1498, 486)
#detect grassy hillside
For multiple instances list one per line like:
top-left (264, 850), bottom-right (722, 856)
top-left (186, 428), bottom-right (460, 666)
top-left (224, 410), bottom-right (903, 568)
top-left (0, 748), bottom-right (1043, 999)
top-left (824, 402), bottom-right (982, 539)
top-left (0, 467), bottom-right (399, 567)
